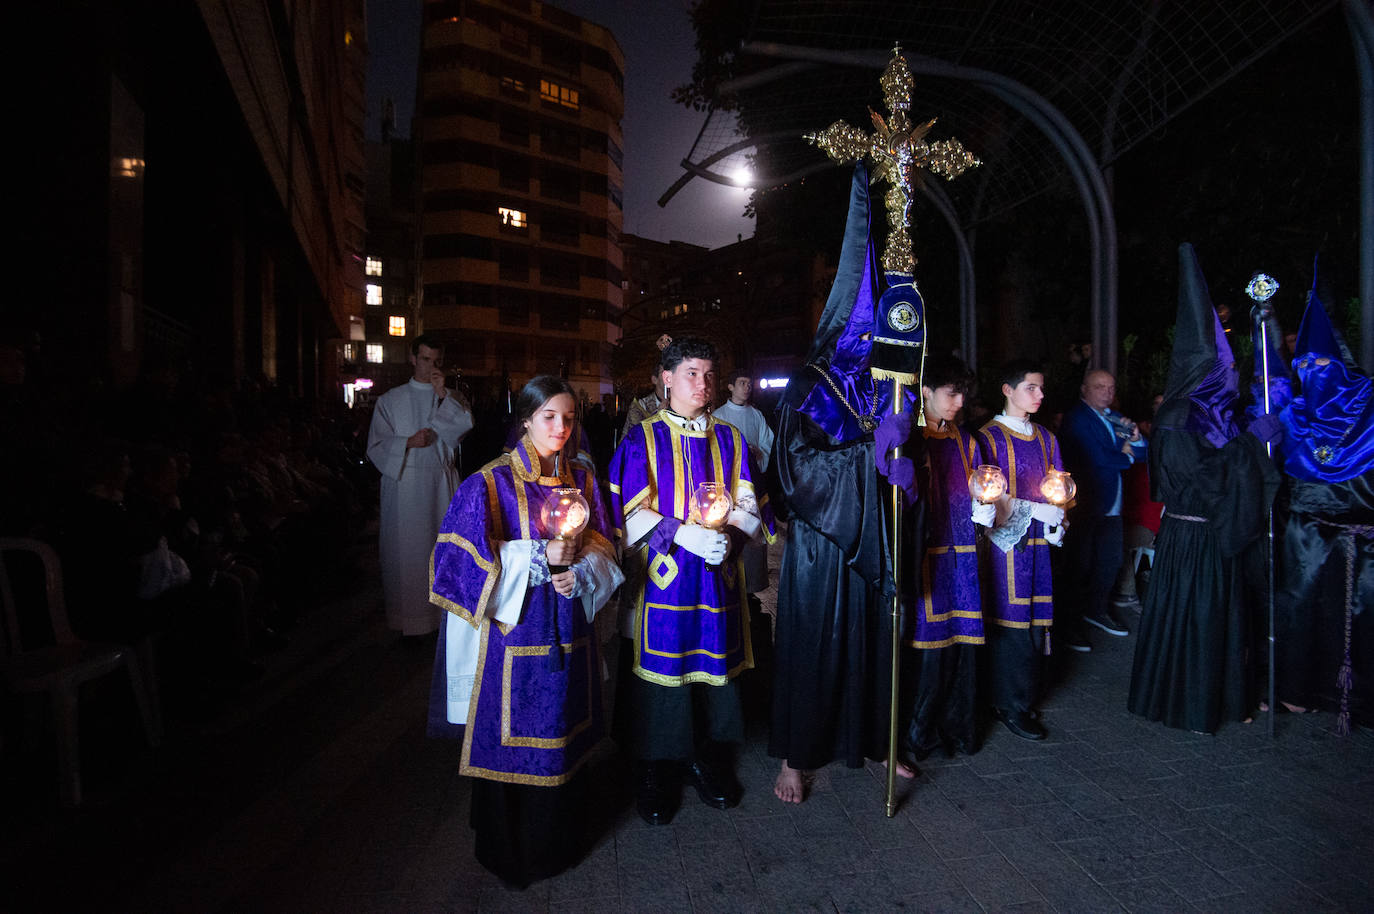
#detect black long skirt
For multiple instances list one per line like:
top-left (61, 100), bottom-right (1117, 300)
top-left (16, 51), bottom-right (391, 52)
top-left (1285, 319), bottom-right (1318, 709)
top-left (902, 643), bottom-right (978, 760)
top-left (1128, 515), bottom-right (1259, 732)
top-left (470, 771), bottom-right (588, 889)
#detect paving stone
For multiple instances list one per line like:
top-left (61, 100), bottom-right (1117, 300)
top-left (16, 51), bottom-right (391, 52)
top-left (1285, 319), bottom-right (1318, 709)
top-left (543, 862), bottom-right (618, 902)
top-left (916, 816), bottom-right (996, 860)
top-left (827, 869), bottom-right (904, 913)
top-left (680, 836), bottom-right (754, 885)
top-left (1155, 854), bottom-right (1244, 903)
top-left (475, 882), bottom-right (550, 913)
top-left (875, 844), bottom-right (965, 896)
top-left (1020, 858), bottom-right (1124, 913)
top-left (893, 887), bottom-right (985, 912)
top-left (614, 883), bottom-right (694, 914)
top-left (1182, 832), bottom-right (1258, 872)
top-left (1213, 863), bottom-right (1348, 913)
top-left (1106, 875), bottom-right (1196, 913)
top-left (1016, 755), bottom-right (1093, 787)
top-left (952, 853), bottom-right (1045, 910)
top-left (686, 875), bottom-right (761, 913)
top-left (1047, 781), bottom-right (1128, 820)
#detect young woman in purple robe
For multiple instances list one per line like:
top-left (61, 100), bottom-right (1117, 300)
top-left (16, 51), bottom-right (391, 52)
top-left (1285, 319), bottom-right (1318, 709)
top-left (428, 375), bottom-right (623, 887)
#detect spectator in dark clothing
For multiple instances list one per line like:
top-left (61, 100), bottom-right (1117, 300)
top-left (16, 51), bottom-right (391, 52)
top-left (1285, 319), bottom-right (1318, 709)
top-left (1056, 370), bottom-right (1147, 652)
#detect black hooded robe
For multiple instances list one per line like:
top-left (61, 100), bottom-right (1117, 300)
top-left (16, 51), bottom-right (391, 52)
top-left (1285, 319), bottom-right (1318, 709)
top-left (767, 377), bottom-right (903, 769)
top-left (1127, 411), bottom-right (1279, 732)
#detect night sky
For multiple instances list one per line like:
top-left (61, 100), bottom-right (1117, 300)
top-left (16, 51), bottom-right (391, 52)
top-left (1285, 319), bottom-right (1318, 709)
top-left (365, 0), bottom-right (755, 249)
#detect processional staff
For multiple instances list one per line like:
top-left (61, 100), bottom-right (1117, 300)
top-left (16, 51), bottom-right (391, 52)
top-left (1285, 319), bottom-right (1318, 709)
top-left (1246, 271), bottom-right (1281, 739)
top-left (807, 46), bottom-right (980, 818)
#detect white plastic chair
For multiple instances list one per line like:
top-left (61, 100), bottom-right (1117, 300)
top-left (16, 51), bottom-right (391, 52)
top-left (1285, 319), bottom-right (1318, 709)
top-left (0, 537), bottom-right (162, 806)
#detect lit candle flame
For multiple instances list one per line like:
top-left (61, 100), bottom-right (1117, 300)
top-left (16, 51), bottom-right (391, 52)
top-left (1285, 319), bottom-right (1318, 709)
top-left (693, 483), bottom-right (734, 530)
top-left (1039, 470), bottom-right (1075, 507)
top-left (968, 465), bottom-right (1007, 504)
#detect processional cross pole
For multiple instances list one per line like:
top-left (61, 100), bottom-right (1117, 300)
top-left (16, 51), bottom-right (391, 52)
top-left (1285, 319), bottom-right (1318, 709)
top-left (807, 47), bottom-right (980, 818)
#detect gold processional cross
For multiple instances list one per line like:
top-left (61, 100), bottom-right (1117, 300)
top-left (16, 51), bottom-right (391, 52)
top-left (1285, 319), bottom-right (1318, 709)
top-left (807, 47), bottom-right (981, 275)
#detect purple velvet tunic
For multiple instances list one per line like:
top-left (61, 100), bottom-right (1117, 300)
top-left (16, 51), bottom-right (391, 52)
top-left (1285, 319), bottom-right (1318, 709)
top-left (608, 411), bottom-right (776, 686)
top-left (429, 439), bottom-right (610, 785)
top-left (911, 425), bottom-right (985, 647)
top-left (977, 421), bottom-right (1064, 629)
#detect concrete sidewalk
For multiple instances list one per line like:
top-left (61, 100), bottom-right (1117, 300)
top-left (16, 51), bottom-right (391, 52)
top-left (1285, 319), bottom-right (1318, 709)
top-left (5, 537), bottom-right (1372, 913)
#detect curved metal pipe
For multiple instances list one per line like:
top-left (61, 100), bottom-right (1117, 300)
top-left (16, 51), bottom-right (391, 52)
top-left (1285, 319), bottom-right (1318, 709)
top-left (918, 180), bottom-right (977, 366)
top-left (1346, 0), bottom-right (1374, 372)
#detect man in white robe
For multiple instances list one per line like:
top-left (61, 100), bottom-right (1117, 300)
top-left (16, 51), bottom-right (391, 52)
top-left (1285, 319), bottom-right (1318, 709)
top-left (367, 334), bottom-right (473, 635)
top-left (712, 372), bottom-right (776, 595)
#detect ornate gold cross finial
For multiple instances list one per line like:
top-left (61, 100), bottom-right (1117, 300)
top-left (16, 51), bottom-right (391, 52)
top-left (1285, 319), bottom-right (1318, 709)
top-left (807, 46), bottom-right (981, 275)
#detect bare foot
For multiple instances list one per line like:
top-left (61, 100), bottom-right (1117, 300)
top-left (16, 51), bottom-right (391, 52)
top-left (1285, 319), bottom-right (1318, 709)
top-left (881, 758), bottom-right (918, 779)
top-left (774, 762), bottom-right (807, 804)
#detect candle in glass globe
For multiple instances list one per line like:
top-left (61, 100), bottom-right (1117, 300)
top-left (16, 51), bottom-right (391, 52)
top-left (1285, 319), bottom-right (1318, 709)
top-left (692, 482), bottom-right (733, 530)
top-left (1039, 469), bottom-right (1076, 507)
top-left (967, 465), bottom-right (1007, 504)
top-left (541, 487), bottom-right (590, 540)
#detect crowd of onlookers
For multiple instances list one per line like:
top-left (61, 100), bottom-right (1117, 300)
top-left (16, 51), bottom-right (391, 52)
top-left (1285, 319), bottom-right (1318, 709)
top-left (0, 339), bottom-right (375, 718)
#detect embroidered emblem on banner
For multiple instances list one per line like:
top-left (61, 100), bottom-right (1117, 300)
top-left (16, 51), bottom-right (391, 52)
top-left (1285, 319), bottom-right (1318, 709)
top-left (888, 300), bottom-right (919, 333)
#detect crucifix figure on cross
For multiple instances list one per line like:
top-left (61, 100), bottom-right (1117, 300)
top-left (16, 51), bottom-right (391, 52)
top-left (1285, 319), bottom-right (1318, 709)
top-left (807, 46), bottom-right (981, 275)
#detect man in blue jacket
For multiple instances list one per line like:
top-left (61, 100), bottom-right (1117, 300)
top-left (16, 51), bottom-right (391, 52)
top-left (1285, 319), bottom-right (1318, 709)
top-left (1057, 370), bottom-right (1147, 651)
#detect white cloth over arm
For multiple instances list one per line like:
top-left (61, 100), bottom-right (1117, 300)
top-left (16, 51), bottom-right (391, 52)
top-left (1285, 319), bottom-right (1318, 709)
top-left (444, 536), bottom-right (621, 725)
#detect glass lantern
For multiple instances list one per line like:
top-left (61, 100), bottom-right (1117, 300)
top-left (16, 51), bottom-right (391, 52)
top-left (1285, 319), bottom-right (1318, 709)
top-left (1038, 469), bottom-right (1076, 507)
top-left (967, 464), bottom-right (1008, 504)
top-left (541, 486), bottom-right (590, 573)
top-left (691, 482), bottom-right (733, 530)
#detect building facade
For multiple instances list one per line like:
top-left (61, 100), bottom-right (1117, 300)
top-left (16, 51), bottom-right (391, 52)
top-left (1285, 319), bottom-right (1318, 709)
top-left (31, 0), bottom-right (367, 396)
top-left (352, 119), bottom-right (422, 404)
top-left (416, 0), bottom-right (626, 402)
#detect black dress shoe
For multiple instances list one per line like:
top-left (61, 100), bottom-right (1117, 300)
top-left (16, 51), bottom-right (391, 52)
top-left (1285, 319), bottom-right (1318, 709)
top-left (995, 707), bottom-right (1048, 741)
top-left (1084, 609), bottom-right (1129, 636)
top-left (1059, 628), bottom-right (1092, 653)
top-left (636, 761), bottom-right (680, 826)
top-left (686, 757), bottom-right (742, 809)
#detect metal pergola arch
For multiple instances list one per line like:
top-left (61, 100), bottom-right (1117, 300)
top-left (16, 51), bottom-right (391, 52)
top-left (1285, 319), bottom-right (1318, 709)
top-left (660, 0), bottom-right (1374, 372)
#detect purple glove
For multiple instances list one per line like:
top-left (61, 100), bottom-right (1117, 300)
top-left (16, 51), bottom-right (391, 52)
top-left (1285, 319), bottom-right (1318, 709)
top-left (884, 456), bottom-right (918, 508)
top-left (874, 411), bottom-right (913, 476)
top-left (1247, 412), bottom-right (1283, 447)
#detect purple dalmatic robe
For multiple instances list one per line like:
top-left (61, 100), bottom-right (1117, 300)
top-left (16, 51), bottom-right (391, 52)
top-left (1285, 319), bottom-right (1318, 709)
top-left (977, 420), bottom-right (1064, 629)
top-left (912, 425), bottom-right (985, 647)
top-left (609, 411), bottom-right (777, 686)
top-left (429, 438), bottom-right (613, 785)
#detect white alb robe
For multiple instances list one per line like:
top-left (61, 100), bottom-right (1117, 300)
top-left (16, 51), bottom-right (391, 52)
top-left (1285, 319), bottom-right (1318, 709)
top-left (367, 379), bottom-right (473, 634)
top-left (711, 399), bottom-right (776, 593)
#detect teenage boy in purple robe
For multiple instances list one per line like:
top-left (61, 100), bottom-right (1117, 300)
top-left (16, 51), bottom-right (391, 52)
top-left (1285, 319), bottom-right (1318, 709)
top-left (609, 336), bottom-right (776, 825)
top-left (977, 360), bottom-right (1067, 741)
top-left (901, 354), bottom-right (986, 759)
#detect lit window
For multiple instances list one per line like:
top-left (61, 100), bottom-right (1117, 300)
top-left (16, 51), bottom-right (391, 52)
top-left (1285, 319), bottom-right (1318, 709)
top-left (343, 343), bottom-right (356, 361)
top-left (498, 206), bottom-right (527, 228)
top-left (388, 316), bottom-right (407, 337)
top-left (366, 284), bottom-right (382, 305)
top-left (501, 76), bottom-right (526, 93)
top-left (365, 256), bottom-right (383, 276)
top-left (115, 157), bottom-right (146, 179)
top-left (366, 343), bottom-right (384, 363)
top-left (539, 79), bottom-right (579, 110)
